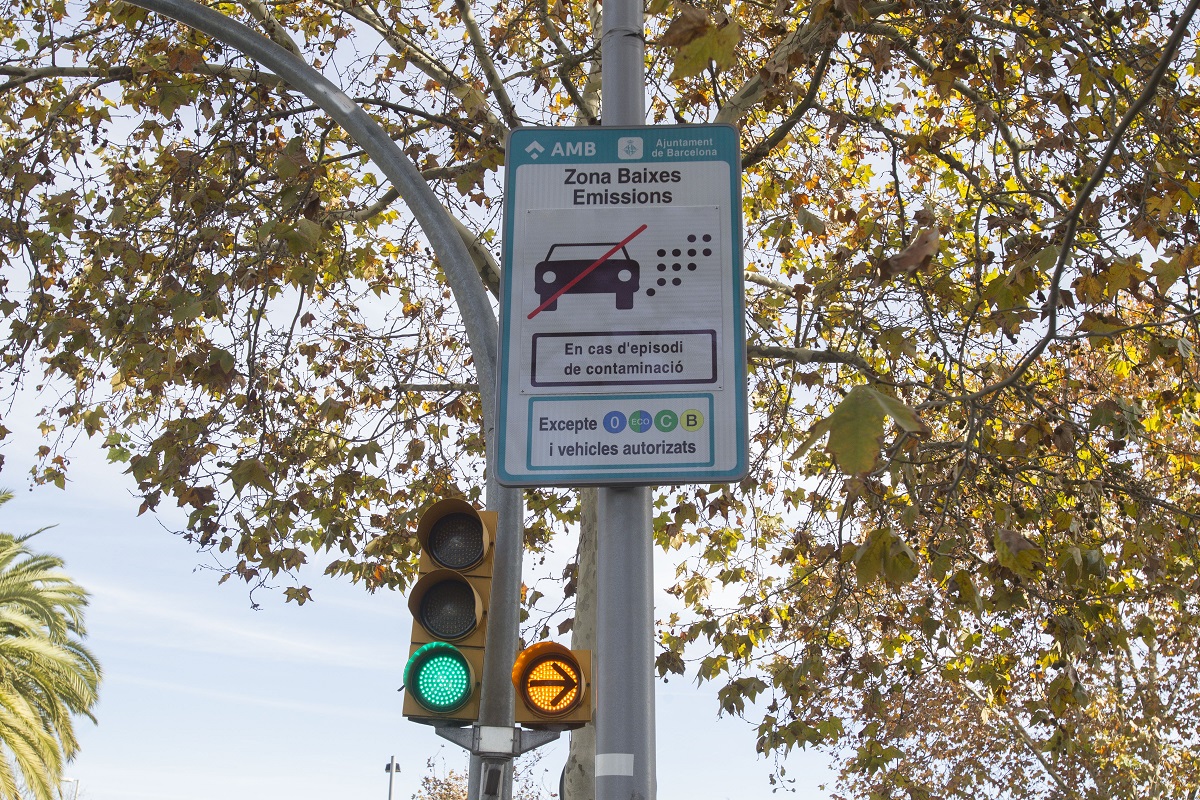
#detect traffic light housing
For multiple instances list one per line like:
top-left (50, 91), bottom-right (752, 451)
top-left (512, 641), bottom-right (592, 729)
top-left (402, 499), bottom-right (496, 724)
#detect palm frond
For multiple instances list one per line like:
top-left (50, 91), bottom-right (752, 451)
top-left (0, 501), bottom-right (100, 799)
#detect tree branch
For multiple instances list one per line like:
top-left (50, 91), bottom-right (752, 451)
top-left (330, 187), bottom-right (400, 222)
top-left (537, 0), bottom-right (599, 123)
top-left (959, 681), bottom-right (1078, 797)
top-left (238, 0), bottom-right (302, 56)
top-left (860, 21), bottom-right (1064, 217)
top-left (453, 0), bottom-right (521, 129)
top-left (395, 381), bottom-right (480, 393)
top-left (745, 271), bottom-right (797, 294)
top-left (747, 344), bottom-right (878, 378)
top-left (335, 1), bottom-right (508, 135)
top-left (715, 16), bottom-right (834, 125)
top-left (940, 0), bottom-right (1200, 406)
top-left (450, 216), bottom-right (502, 298)
top-left (741, 43), bottom-right (834, 168)
top-left (0, 62), bottom-right (283, 92)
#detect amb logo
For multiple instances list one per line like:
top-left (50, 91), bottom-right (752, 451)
top-left (551, 141), bottom-right (596, 157)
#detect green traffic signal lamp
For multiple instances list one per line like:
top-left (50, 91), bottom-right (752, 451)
top-left (404, 642), bottom-right (475, 714)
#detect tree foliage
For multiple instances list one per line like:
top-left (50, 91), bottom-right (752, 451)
top-left (3, 0), bottom-right (1200, 794)
top-left (0, 492), bottom-right (100, 800)
top-left (410, 756), bottom-right (553, 800)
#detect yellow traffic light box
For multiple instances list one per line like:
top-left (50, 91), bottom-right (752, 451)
top-left (402, 499), bottom-right (496, 723)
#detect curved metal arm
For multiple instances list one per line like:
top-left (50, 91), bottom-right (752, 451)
top-left (125, 0), bottom-right (499, 432)
top-left (121, 7), bottom-right (524, 798)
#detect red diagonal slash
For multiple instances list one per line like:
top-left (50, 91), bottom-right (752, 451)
top-left (527, 223), bottom-right (648, 320)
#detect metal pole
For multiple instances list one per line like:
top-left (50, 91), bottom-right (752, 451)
top-left (387, 756), bottom-right (396, 800)
top-left (597, 0), bottom-right (655, 796)
top-left (596, 488), bottom-right (655, 800)
top-left (124, 0), bottom-right (499, 407)
top-left (600, 0), bottom-right (647, 127)
top-left (468, 482), bottom-right (523, 800)
top-left (597, 0), bottom-right (657, 791)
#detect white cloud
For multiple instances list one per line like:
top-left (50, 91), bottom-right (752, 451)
top-left (87, 581), bottom-right (403, 670)
top-left (109, 673), bottom-right (396, 722)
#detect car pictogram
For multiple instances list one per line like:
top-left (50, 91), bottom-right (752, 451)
top-left (533, 242), bottom-right (640, 312)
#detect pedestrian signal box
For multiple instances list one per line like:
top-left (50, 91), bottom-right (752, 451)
top-left (512, 641), bottom-right (592, 729)
top-left (402, 499), bottom-right (496, 724)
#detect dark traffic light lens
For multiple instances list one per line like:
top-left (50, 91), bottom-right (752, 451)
top-left (426, 512), bottom-right (485, 570)
top-left (418, 578), bottom-right (478, 640)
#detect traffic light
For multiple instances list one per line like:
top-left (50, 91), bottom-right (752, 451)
top-left (511, 641), bottom-right (592, 729)
top-left (402, 499), bottom-right (496, 724)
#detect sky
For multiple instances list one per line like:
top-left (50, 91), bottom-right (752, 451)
top-left (0, 395), bottom-right (837, 800)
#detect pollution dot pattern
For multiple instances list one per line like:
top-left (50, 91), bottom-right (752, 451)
top-left (646, 233), bottom-right (712, 297)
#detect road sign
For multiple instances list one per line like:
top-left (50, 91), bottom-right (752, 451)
top-left (497, 125), bottom-right (747, 486)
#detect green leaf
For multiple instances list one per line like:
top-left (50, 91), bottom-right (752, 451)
top-left (1151, 249), bottom-right (1192, 293)
top-left (796, 207), bottom-right (827, 236)
top-left (854, 528), bottom-right (890, 585)
top-left (295, 218), bottom-right (324, 248)
top-left (794, 386), bottom-right (930, 475)
top-left (278, 218), bottom-right (324, 255)
top-left (994, 528), bottom-right (1044, 578)
top-left (949, 569), bottom-right (983, 613)
top-left (882, 535), bottom-right (918, 584)
top-left (227, 458), bottom-right (274, 495)
top-left (283, 586), bottom-right (313, 605)
top-left (451, 84), bottom-right (490, 117)
top-left (276, 137), bottom-right (309, 180)
top-left (854, 528), bottom-right (919, 586)
top-left (669, 22), bottom-right (742, 79)
top-left (210, 347), bottom-right (236, 377)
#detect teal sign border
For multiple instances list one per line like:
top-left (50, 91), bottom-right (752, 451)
top-left (497, 124), bottom-right (747, 486)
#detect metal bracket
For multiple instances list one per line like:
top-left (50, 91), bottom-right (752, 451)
top-left (517, 727), bottom-right (562, 755)
top-left (435, 725), bottom-right (562, 757)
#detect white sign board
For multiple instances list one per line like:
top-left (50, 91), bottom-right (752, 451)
top-left (496, 125), bottom-right (747, 486)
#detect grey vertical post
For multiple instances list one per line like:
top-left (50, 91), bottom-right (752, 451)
top-left (564, 487), bottom-right (598, 799)
top-left (595, 488), bottom-right (655, 800)
top-left (468, 480), bottom-right (523, 800)
top-left (597, 0), bottom-right (655, 795)
top-left (600, 0), bottom-right (647, 126)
